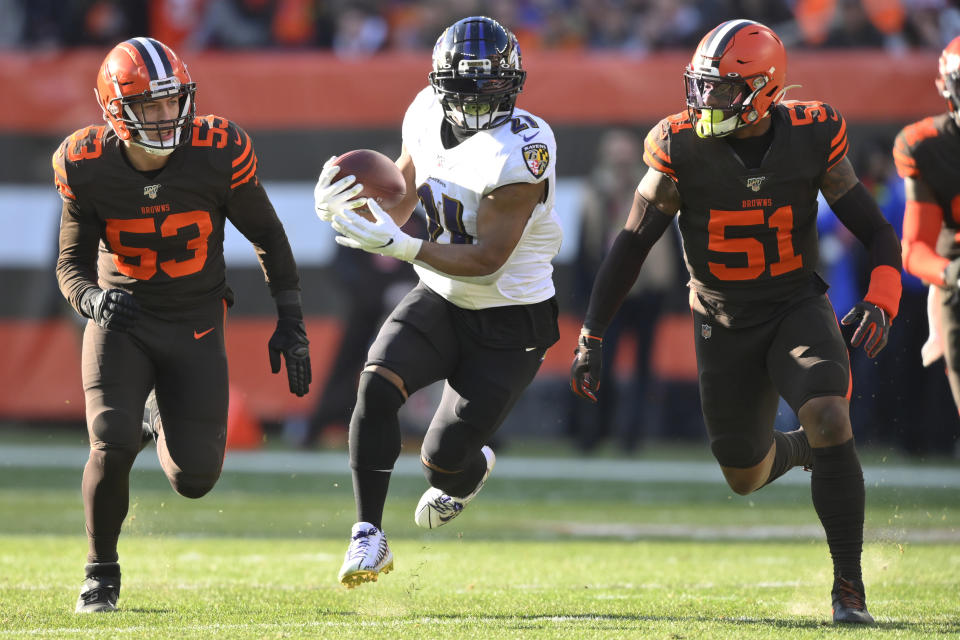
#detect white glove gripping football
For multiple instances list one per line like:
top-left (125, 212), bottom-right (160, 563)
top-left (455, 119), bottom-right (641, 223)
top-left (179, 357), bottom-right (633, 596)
top-left (332, 198), bottom-right (423, 262)
top-left (314, 156), bottom-right (365, 222)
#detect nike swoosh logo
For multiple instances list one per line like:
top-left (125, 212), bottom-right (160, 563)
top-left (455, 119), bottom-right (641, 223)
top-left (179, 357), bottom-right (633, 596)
top-left (522, 132), bottom-right (540, 142)
top-left (194, 327), bottom-right (215, 339)
top-left (377, 239), bottom-right (395, 248)
top-left (234, 130), bottom-right (242, 145)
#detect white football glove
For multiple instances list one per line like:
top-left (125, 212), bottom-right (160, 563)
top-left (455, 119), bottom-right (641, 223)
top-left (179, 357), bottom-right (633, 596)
top-left (314, 156), bottom-right (365, 222)
top-left (332, 198), bottom-right (422, 262)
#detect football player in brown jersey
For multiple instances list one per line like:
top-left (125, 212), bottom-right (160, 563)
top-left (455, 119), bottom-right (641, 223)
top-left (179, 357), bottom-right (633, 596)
top-left (895, 35), bottom-right (960, 416)
top-left (54, 37), bottom-right (311, 613)
top-left (570, 20), bottom-right (902, 624)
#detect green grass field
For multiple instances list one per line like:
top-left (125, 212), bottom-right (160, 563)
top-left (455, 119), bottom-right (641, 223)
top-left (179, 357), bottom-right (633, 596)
top-left (1, 438), bottom-right (959, 639)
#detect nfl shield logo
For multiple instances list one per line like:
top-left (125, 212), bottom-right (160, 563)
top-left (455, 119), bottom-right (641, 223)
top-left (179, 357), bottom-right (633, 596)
top-left (745, 176), bottom-right (766, 192)
top-left (522, 143), bottom-right (549, 178)
top-left (143, 184), bottom-right (161, 199)
top-left (701, 323), bottom-right (712, 339)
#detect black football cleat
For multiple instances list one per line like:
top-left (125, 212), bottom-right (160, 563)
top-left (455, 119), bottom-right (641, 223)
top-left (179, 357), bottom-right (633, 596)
top-left (75, 563), bottom-right (121, 613)
top-left (831, 576), bottom-right (874, 624)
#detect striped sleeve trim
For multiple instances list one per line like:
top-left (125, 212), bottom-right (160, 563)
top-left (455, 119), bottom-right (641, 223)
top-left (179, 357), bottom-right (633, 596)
top-left (826, 116), bottom-right (849, 170)
top-left (892, 135), bottom-right (918, 178)
top-left (231, 131), bottom-right (258, 189)
top-left (642, 136), bottom-right (675, 178)
top-left (51, 147), bottom-right (75, 201)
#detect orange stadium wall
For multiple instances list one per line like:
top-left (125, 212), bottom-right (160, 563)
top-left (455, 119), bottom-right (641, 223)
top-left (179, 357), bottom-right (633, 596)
top-left (0, 50), bottom-right (941, 423)
top-left (0, 50), bottom-right (942, 132)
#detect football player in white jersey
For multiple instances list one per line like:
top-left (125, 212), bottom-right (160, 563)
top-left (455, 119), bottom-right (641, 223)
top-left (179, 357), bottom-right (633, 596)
top-left (314, 16), bottom-right (563, 589)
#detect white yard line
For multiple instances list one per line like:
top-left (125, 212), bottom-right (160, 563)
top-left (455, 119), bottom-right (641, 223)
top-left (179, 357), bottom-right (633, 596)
top-left (1, 444), bottom-right (959, 488)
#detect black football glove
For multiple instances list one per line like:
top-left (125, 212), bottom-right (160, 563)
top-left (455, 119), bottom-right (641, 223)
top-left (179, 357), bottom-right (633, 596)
top-left (841, 300), bottom-right (890, 358)
top-left (268, 316), bottom-right (311, 397)
top-left (80, 288), bottom-right (140, 332)
top-left (570, 331), bottom-right (603, 403)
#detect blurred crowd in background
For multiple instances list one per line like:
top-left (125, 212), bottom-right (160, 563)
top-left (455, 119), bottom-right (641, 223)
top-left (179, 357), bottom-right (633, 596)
top-left (3, 0), bottom-right (960, 55)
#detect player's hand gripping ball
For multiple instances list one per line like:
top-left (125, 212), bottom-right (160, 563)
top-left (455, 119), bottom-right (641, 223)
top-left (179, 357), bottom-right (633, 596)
top-left (332, 149), bottom-right (408, 225)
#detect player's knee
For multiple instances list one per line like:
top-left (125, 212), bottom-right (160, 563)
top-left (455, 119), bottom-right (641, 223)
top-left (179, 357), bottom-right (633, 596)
top-left (721, 469), bottom-right (764, 496)
top-left (169, 469), bottom-right (221, 499)
top-left (89, 408), bottom-right (144, 456)
top-left (420, 424), bottom-right (482, 494)
top-left (348, 371), bottom-right (404, 471)
top-left (710, 434), bottom-right (769, 471)
top-left (87, 446), bottom-right (137, 478)
top-left (798, 396), bottom-right (850, 442)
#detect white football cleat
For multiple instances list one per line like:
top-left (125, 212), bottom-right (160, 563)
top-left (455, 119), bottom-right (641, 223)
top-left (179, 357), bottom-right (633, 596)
top-left (414, 446), bottom-right (495, 529)
top-left (338, 522), bottom-right (393, 588)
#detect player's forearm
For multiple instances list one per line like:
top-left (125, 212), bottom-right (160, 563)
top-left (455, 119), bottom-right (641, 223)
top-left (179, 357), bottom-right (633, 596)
top-left (251, 229), bottom-right (301, 296)
top-left (582, 230), bottom-right (649, 335)
top-left (413, 241), bottom-right (508, 279)
top-left (56, 207), bottom-right (101, 316)
top-left (902, 199), bottom-right (948, 285)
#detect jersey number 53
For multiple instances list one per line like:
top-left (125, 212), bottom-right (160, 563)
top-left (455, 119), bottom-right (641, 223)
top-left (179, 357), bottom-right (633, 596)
top-left (105, 210), bottom-right (213, 280)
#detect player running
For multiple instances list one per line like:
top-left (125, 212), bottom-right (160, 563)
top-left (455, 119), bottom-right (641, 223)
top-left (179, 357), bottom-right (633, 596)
top-left (313, 16), bottom-right (562, 589)
top-left (570, 20), bottom-right (901, 624)
top-left (55, 37), bottom-right (310, 613)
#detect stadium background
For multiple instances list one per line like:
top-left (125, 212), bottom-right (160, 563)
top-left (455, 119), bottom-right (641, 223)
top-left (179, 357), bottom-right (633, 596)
top-left (1, 0), bottom-right (959, 455)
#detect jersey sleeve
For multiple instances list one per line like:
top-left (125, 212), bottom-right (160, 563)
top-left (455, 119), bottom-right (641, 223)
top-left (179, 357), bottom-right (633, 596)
top-left (221, 121), bottom-right (301, 296)
top-left (642, 118), bottom-right (677, 181)
top-left (401, 86), bottom-right (435, 154)
top-left (55, 196), bottom-right (101, 316)
top-left (226, 120), bottom-right (259, 190)
top-left (822, 103), bottom-right (849, 171)
top-left (892, 123), bottom-right (928, 179)
top-left (51, 141), bottom-right (76, 202)
top-left (495, 117), bottom-right (556, 188)
top-left (52, 128), bottom-right (104, 314)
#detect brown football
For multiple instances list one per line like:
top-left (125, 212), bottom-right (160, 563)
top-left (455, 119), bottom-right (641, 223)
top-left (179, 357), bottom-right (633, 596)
top-left (332, 149), bottom-right (408, 223)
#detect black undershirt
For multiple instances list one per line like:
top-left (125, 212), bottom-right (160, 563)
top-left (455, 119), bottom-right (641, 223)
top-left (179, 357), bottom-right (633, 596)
top-left (724, 124), bottom-right (775, 170)
top-left (440, 120), bottom-right (475, 149)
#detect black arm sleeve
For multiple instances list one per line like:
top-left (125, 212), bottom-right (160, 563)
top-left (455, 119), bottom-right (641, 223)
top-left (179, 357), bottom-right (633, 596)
top-left (830, 182), bottom-right (902, 272)
top-left (583, 196), bottom-right (674, 335)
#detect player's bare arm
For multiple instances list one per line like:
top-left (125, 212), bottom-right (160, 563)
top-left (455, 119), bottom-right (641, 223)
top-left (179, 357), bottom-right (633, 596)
top-left (819, 157), bottom-right (859, 204)
top-left (413, 180), bottom-right (545, 277)
top-left (634, 166), bottom-right (681, 223)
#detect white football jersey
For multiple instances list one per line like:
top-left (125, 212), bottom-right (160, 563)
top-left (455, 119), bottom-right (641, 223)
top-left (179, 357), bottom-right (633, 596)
top-left (402, 86), bottom-right (562, 310)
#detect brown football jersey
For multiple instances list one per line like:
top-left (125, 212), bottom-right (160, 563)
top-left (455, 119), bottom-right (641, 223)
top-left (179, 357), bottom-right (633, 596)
top-left (54, 116), bottom-right (300, 313)
top-left (643, 101), bottom-right (849, 321)
top-left (893, 113), bottom-right (960, 260)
